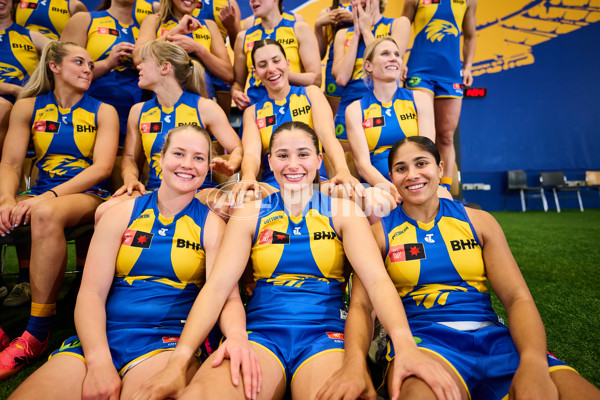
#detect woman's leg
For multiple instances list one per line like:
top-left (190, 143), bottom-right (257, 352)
top-left (290, 351), bottom-right (345, 400)
top-left (8, 355), bottom-right (86, 400)
top-left (387, 349), bottom-right (469, 400)
top-left (551, 368), bottom-right (600, 400)
top-left (179, 343), bottom-right (286, 400)
top-left (433, 97), bottom-right (462, 181)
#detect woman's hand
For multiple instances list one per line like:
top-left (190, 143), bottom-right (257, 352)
top-left (0, 199), bottom-right (17, 236)
top-left (356, 0), bottom-right (374, 36)
top-left (211, 334), bottom-right (262, 400)
top-left (82, 364), bottom-right (121, 400)
top-left (315, 361), bottom-right (376, 400)
top-left (9, 193), bottom-right (53, 227)
top-left (129, 363), bottom-right (187, 400)
top-left (112, 180), bottom-right (146, 197)
top-left (166, 34), bottom-right (200, 55)
top-left (104, 42), bottom-right (135, 70)
top-left (211, 157), bottom-right (238, 177)
top-left (334, 8), bottom-right (354, 25)
top-left (170, 14), bottom-right (201, 36)
top-left (322, 171), bottom-right (365, 200)
top-left (462, 67), bottom-right (473, 87)
top-left (315, 8), bottom-right (337, 29)
top-left (509, 361), bottom-right (558, 400)
top-left (228, 179), bottom-right (262, 208)
top-left (232, 89), bottom-right (251, 111)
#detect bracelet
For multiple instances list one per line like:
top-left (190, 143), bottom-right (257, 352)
top-left (48, 189), bottom-right (58, 197)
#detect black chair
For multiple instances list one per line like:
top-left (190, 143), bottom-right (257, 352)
top-left (540, 172), bottom-right (584, 212)
top-left (505, 170), bottom-right (547, 212)
top-left (586, 171), bottom-right (600, 198)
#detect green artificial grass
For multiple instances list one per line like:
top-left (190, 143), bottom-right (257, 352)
top-left (0, 210), bottom-right (598, 399)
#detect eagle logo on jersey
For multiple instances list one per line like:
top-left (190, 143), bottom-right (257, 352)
top-left (40, 155), bottom-right (90, 178)
top-left (0, 62), bottom-right (24, 81)
top-left (408, 284), bottom-right (468, 308)
top-left (425, 20), bottom-right (458, 42)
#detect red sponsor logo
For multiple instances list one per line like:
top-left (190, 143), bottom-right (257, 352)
top-left (344, 38), bottom-right (352, 48)
top-left (362, 118), bottom-right (373, 129)
top-left (246, 41), bottom-right (255, 52)
top-left (422, 0), bottom-right (432, 5)
top-left (389, 245), bottom-right (406, 262)
top-left (326, 332), bottom-right (344, 340)
top-left (162, 337), bottom-right (179, 343)
top-left (121, 229), bottom-right (136, 246)
top-left (453, 83), bottom-right (463, 89)
top-left (256, 117), bottom-right (266, 129)
top-left (259, 229), bottom-right (273, 245)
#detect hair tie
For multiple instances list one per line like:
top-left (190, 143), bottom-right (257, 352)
top-left (189, 60), bottom-right (193, 69)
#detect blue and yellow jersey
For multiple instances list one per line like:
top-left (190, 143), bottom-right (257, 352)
top-left (0, 23), bottom-right (39, 102)
top-left (253, 85), bottom-right (327, 184)
top-left (107, 190), bottom-right (209, 327)
top-left (86, 11), bottom-right (142, 143)
top-left (349, 87), bottom-right (418, 179)
top-left (337, 16), bottom-right (394, 111)
top-left (381, 198), bottom-right (497, 323)
top-left (193, 0), bottom-right (229, 41)
top-left (324, 1), bottom-right (352, 98)
top-left (138, 91), bottom-right (214, 191)
top-left (243, 13), bottom-right (301, 104)
top-left (15, 0), bottom-right (71, 40)
top-left (407, 0), bottom-right (467, 83)
top-left (247, 191), bottom-right (346, 325)
top-left (133, 0), bottom-right (154, 26)
top-left (158, 17), bottom-right (212, 63)
top-left (29, 91), bottom-right (110, 194)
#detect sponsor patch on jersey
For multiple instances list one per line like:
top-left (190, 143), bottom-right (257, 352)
top-left (162, 337), bottom-right (179, 343)
top-left (246, 41), bottom-right (255, 52)
top-left (422, 0), bottom-right (440, 5)
top-left (19, 2), bottom-right (38, 9)
top-left (141, 122), bottom-right (163, 134)
top-left (363, 116), bottom-right (385, 129)
top-left (97, 27), bottom-right (120, 36)
top-left (33, 120), bottom-right (60, 133)
top-left (453, 83), bottom-right (464, 89)
top-left (326, 332), bottom-right (344, 340)
top-left (121, 229), bottom-right (154, 248)
top-left (258, 229), bottom-right (290, 245)
top-left (388, 243), bottom-right (426, 262)
top-left (256, 115), bottom-right (276, 129)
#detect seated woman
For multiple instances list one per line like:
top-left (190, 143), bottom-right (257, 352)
top-left (231, 0), bottom-right (321, 111)
top-left (134, 0), bottom-right (233, 106)
top-left (319, 136), bottom-right (600, 400)
top-left (94, 40), bottom-right (242, 223)
top-left (0, 41), bottom-right (118, 380)
top-left (230, 39), bottom-right (359, 203)
top-left (9, 125), bottom-right (229, 399)
top-left (129, 121), bottom-right (460, 400)
top-left (345, 37), bottom-right (434, 218)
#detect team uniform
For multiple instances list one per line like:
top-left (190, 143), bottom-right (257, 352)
top-left (379, 198), bottom-right (574, 399)
top-left (15, 0), bottom-right (72, 40)
top-left (50, 191), bottom-right (216, 375)
top-left (242, 13), bottom-right (303, 105)
top-left (357, 87), bottom-right (419, 180)
top-left (22, 91), bottom-right (110, 198)
top-left (138, 91), bottom-right (217, 190)
top-left (253, 85), bottom-right (327, 188)
top-left (247, 191), bottom-right (346, 385)
top-left (0, 23), bottom-right (39, 103)
top-left (157, 17), bottom-right (217, 99)
top-left (85, 11), bottom-right (142, 145)
top-left (133, 0), bottom-right (154, 26)
top-left (323, 2), bottom-right (352, 100)
top-left (333, 17), bottom-right (394, 139)
top-left (193, 0), bottom-right (232, 96)
top-left (404, 0), bottom-right (466, 98)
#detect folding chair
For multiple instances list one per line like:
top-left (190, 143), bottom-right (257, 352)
top-left (540, 172), bottom-right (584, 212)
top-left (505, 170), bottom-right (546, 212)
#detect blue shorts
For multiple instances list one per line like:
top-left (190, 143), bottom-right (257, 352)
top-left (333, 112), bottom-right (347, 142)
top-left (325, 68), bottom-right (344, 99)
top-left (49, 324), bottom-right (221, 376)
top-left (382, 321), bottom-right (574, 400)
top-left (248, 322), bottom-right (345, 386)
top-left (22, 185), bottom-right (111, 201)
top-left (406, 76), bottom-right (464, 99)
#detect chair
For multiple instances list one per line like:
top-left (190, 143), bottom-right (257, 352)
top-left (586, 171), bottom-right (600, 197)
top-left (505, 170), bottom-right (547, 212)
top-left (540, 172), bottom-right (584, 212)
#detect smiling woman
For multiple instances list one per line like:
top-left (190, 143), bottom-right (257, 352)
top-left (0, 41), bottom-right (119, 381)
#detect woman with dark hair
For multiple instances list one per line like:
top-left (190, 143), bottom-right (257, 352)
top-left (61, 0), bottom-right (144, 146)
top-left (230, 38), bottom-right (359, 203)
top-left (9, 125), bottom-right (229, 399)
top-left (0, 41), bottom-right (118, 380)
top-left (129, 122), bottom-right (460, 400)
top-left (319, 136), bottom-right (600, 400)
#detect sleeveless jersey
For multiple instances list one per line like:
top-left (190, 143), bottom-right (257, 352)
top-left (380, 198), bottom-right (497, 323)
top-left (355, 87), bottom-right (418, 179)
top-left (133, 0), bottom-right (154, 26)
top-left (243, 13), bottom-right (301, 104)
top-left (406, 0), bottom-right (468, 83)
top-left (324, 2), bottom-right (352, 98)
top-left (138, 91), bottom-right (217, 191)
top-left (16, 0), bottom-right (71, 40)
top-left (247, 191), bottom-right (346, 326)
top-left (86, 11), bottom-right (142, 143)
top-left (107, 190), bottom-right (209, 328)
top-left (253, 85), bottom-right (326, 184)
top-left (29, 92), bottom-right (110, 194)
top-left (193, 0), bottom-right (229, 40)
top-left (0, 23), bottom-right (38, 102)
